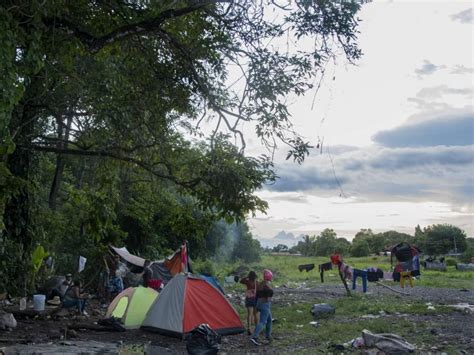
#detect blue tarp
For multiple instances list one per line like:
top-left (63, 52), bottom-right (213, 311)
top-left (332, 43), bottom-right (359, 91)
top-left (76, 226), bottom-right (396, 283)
top-left (200, 275), bottom-right (225, 294)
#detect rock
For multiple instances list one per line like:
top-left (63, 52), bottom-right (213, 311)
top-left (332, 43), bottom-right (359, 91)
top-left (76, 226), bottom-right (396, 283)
top-left (68, 329), bottom-right (78, 338)
top-left (311, 303), bottom-right (335, 319)
top-left (0, 312), bottom-right (17, 330)
top-left (53, 308), bottom-right (70, 317)
top-left (48, 329), bottom-right (62, 340)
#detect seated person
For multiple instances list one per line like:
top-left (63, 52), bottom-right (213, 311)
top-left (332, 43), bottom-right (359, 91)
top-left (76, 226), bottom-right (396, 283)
top-left (62, 280), bottom-right (88, 315)
top-left (107, 269), bottom-right (124, 301)
top-left (141, 260), bottom-right (162, 291)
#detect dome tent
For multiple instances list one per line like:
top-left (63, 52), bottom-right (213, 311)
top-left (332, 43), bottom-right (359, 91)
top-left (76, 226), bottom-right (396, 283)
top-left (106, 286), bottom-right (158, 329)
top-left (142, 274), bottom-right (244, 337)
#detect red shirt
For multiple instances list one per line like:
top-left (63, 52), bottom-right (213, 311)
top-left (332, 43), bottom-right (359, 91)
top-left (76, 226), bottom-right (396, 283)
top-left (331, 254), bottom-right (341, 265)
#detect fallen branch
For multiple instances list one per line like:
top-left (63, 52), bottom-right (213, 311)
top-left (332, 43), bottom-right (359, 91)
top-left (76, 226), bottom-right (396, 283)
top-left (0, 338), bottom-right (27, 343)
top-left (10, 309), bottom-right (56, 318)
top-left (336, 261), bottom-right (351, 296)
top-left (67, 323), bottom-right (115, 332)
top-left (375, 281), bottom-right (410, 295)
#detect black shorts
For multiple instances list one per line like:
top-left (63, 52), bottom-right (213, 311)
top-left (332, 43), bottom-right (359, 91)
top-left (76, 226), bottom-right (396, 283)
top-left (245, 297), bottom-right (257, 308)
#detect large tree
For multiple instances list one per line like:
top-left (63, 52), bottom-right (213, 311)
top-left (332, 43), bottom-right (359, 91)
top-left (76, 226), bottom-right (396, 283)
top-left (422, 224), bottom-right (467, 255)
top-left (1, 0), bottom-right (362, 291)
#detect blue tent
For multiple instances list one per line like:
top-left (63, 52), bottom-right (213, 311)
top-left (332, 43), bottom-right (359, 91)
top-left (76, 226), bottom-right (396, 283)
top-left (200, 275), bottom-right (225, 294)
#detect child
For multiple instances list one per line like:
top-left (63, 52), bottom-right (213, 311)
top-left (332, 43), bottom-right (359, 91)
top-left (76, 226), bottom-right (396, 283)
top-left (250, 269), bottom-right (274, 346)
top-left (240, 271), bottom-right (258, 335)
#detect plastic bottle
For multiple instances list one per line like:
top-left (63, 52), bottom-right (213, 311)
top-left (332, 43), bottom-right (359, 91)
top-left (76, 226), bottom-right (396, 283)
top-left (20, 297), bottom-right (27, 311)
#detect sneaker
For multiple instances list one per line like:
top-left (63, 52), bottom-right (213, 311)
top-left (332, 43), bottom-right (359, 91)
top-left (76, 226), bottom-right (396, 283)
top-left (250, 337), bottom-right (260, 346)
top-left (264, 337), bottom-right (273, 344)
top-left (82, 311), bottom-right (89, 317)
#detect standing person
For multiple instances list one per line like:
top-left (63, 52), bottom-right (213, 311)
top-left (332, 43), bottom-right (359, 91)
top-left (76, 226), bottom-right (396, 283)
top-left (250, 269), bottom-right (274, 346)
top-left (107, 269), bottom-right (124, 302)
top-left (62, 280), bottom-right (88, 315)
top-left (240, 271), bottom-right (258, 335)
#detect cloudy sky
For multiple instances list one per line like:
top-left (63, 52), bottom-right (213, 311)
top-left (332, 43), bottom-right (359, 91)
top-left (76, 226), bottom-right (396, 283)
top-left (246, 1), bottom-right (474, 245)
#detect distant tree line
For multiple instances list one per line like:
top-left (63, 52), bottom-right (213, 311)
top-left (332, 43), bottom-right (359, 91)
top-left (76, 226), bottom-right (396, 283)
top-left (284, 224), bottom-right (470, 258)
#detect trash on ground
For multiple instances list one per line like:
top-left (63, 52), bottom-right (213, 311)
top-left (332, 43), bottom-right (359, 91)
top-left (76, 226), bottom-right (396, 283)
top-left (351, 337), bottom-right (365, 348)
top-left (186, 324), bottom-right (221, 355)
top-left (0, 311), bottom-right (17, 330)
top-left (447, 303), bottom-right (474, 313)
top-left (311, 303), bottom-right (335, 319)
top-left (361, 314), bottom-right (380, 319)
top-left (362, 329), bottom-right (416, 353)
top-left (309, 321), bottom-right (319, 328)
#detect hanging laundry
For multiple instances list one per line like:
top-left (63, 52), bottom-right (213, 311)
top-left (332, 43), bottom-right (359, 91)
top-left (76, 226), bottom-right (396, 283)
top-left (319, 262), bottom-right (333, 283)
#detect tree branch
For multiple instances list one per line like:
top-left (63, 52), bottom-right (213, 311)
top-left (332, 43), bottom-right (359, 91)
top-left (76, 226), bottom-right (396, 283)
top-left (45, 4), bottom-right (210, 53)
top-left (23, 144), bottom-right (200, 189)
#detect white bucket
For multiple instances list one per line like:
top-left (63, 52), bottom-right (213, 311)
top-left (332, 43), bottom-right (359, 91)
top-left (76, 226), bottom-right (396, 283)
top-left (33, 294), bottom-right (46, 311)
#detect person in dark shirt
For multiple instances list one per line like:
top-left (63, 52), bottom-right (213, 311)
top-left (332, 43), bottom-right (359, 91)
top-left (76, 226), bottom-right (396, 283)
top-left (240, 271), bottom-right (258, 335)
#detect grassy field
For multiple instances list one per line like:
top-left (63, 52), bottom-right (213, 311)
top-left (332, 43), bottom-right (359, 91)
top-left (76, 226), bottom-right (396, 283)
top-left (214, 255), bottom-right (473, 353)
top-left (215, 254), bottom-right (474, 289)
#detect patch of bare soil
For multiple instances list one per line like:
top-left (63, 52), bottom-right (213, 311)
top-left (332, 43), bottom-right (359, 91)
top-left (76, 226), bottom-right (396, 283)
top-left (1, 286), bottom-right (473, 354)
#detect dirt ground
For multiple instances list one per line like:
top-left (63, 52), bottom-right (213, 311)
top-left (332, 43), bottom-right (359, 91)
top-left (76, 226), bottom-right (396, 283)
top-left (1, 284), bottom-right (473, 354)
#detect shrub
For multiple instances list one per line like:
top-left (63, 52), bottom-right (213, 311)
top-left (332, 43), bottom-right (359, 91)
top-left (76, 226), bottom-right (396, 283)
top-left (461, 245), bottom-right (474, 263)
top-left (193, 259), bottom-right (216, 276)
top-left (445, 258), bottom-right (458, 267)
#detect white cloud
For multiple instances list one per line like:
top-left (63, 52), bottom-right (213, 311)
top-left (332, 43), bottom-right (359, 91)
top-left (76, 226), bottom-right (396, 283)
top-left (244, 1), bottom-right (474, 240)
top-left (415, 60), bottom-right (446, 77)
top-left (451, 8), bottom-right (474, 24)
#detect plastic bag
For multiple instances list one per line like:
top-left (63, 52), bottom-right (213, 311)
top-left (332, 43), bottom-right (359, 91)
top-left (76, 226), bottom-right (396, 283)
top-left (186, 324), bottom-right (221, 355)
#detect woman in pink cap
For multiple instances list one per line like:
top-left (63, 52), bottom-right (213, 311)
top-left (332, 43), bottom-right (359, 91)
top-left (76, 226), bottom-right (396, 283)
top-left (250, 269), bottom-right (273, 346)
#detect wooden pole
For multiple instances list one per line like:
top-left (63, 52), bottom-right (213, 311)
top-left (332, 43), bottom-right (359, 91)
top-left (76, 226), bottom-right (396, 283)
top-left (337, 262), bottom-right (351, 296)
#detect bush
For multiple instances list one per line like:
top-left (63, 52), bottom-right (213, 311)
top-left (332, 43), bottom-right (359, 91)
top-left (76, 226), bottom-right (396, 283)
top-left (461, 245), bottom-right (474, 263)
top-left (445, 258), bottom-right (458, 267)
top-left (193, 259), bottom-right (216, 276)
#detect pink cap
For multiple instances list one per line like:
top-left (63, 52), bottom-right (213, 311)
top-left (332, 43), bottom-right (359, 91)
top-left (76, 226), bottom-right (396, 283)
top-left (263, 269), bottom-right (273, 281)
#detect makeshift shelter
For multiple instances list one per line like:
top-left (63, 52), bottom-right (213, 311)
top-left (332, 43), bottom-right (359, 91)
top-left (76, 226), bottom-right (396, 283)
top-left (106, 286), bottom-right (158, 329)
top-left (390, 243), bottom-right (421, 281)
top-left (142, 274), bottom-right (244, 337)
top-left (200, 275), bottom-right (225, 294)
top-left (109, 244), bottom-right (192, 284)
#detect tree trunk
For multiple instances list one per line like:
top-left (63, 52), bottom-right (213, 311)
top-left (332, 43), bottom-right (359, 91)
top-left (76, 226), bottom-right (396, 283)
top-left (3, 106), bottom-right (35, 292)
top-left (48, 114), bottom-right (72, 210)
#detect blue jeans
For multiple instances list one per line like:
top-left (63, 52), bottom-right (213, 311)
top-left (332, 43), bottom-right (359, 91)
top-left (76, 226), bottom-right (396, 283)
top-left (252, 301), bottom-right (272, 339)
top-left (352, 269), bottom-right (367, 293)
top-left (63, 299), bottom-right (86, 313)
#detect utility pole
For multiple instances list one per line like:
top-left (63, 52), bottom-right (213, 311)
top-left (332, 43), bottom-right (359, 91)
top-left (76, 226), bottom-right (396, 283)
top-left (453, 235), bottom-right (458, 254)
